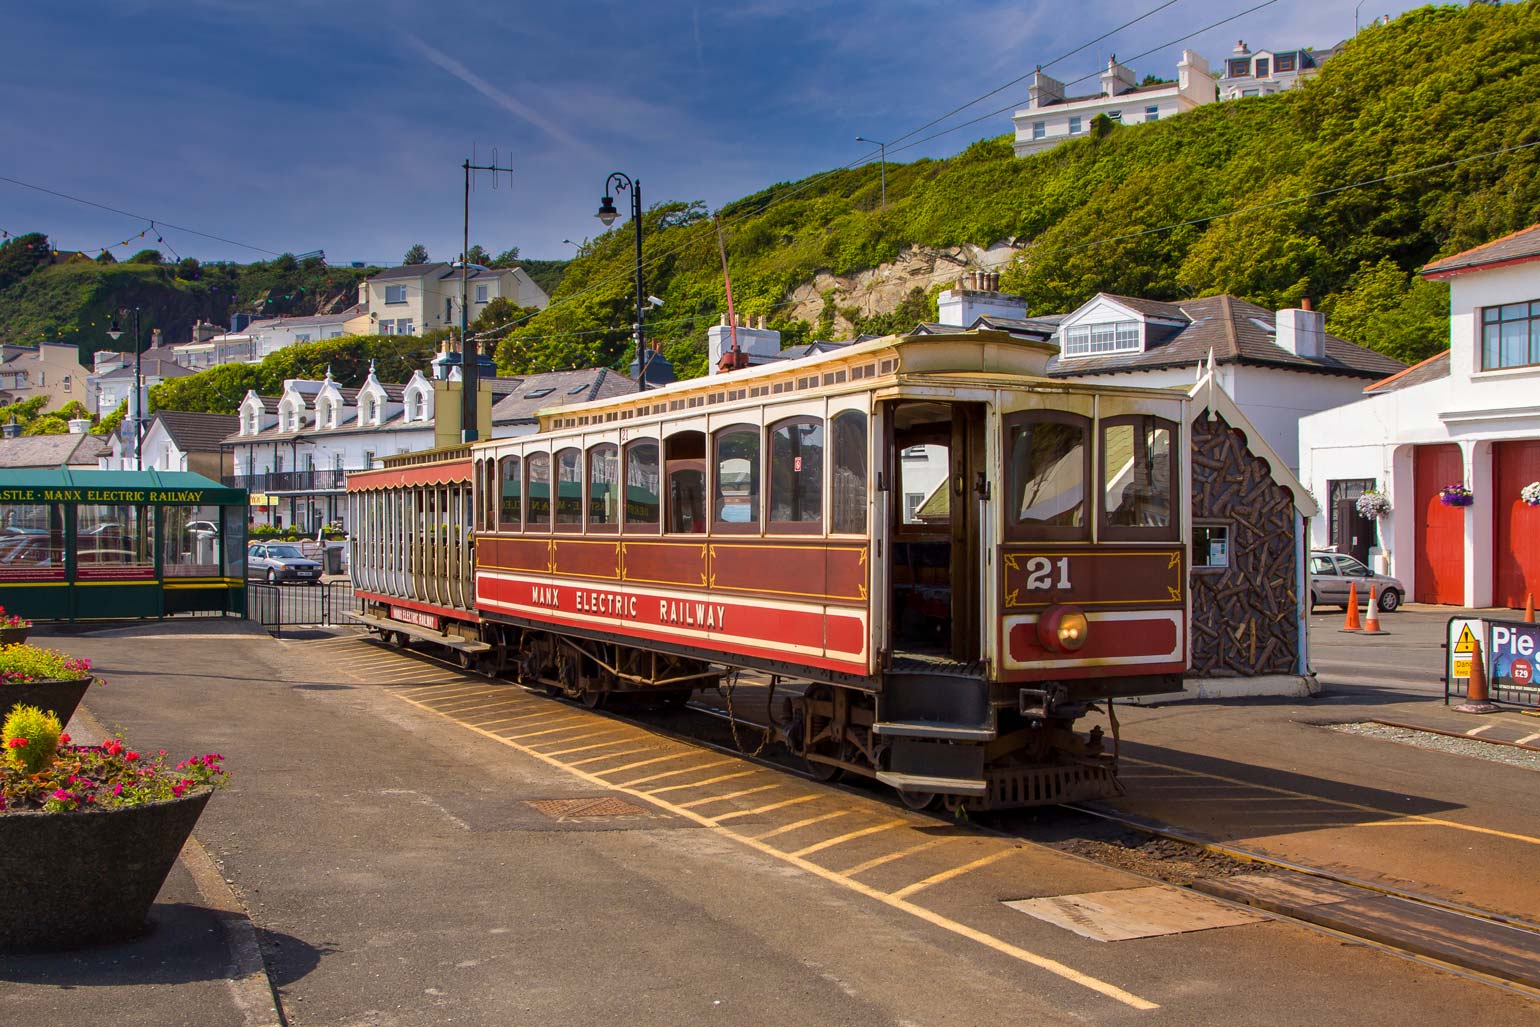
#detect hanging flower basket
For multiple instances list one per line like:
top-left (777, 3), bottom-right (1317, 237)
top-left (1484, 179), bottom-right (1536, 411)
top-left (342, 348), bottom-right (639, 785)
top-left (1439, 483), bottom-right (1474, 507)
top-left (1355, 490), bottom-right (1391, 518)
top-left (1522, 482), bottom-right (1540, 508)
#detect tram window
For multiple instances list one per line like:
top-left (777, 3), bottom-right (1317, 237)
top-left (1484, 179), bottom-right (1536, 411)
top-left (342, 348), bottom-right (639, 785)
top-left (768, 417), bottom-right (823, 531)
top-left (830, 410), bottom-right (868, 534)
top-left (665, 431), bottom-right (706, 534)
top-left (623, 440), bottom-right (660, 532)
top-left (163, 504), bottom-right (222, 577)
top-left (1101, 415), bottom-right (1177, 539)
top-left (587, 443), bottom-right (619, 530)
top-left (554, 447), bottom-right (583, 530)
top-left (525, 453), bottom-right (551, 531)
top-left (76, 503), bottom-right (151, 567)
top-left (713, 425), bottom-right (761, 532)
top-left (0, 503), bottom-right (64, 570)
top-left (1005, 413), bottom-right (1089, 541)
top-left (498, 455), bottom-right (521, 529)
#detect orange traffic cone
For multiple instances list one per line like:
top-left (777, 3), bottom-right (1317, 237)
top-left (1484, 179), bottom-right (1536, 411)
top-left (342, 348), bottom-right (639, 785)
top-left (1340, 581), bottom-right (1362, 632)
top-left (1362, 586), bottom-right (1388, 635)
top-left (1525, 593), bottom-right (1535, 624)
top-left (1456, 633), bottom-right (1499, 714)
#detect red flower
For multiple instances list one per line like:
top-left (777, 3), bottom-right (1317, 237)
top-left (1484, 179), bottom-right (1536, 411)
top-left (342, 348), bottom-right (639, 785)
top-left (59, 733), bottom-right (70, 744)
top-left (125, 751), bottom-right (140, 762)
top-left (6, 738), bottom-right (26, 749)
top-left (104, 740), bottom-right (123, 756)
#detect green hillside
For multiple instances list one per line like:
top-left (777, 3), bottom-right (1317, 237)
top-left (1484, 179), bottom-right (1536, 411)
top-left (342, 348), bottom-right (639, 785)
top-left (499, 2), bottom-right (1540, 378)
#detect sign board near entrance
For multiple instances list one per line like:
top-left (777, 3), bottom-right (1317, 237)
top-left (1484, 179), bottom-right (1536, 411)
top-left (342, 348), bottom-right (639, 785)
top-left (1486, 619), bottom-right (1540, 702)
top-left (1448, 618), bottom-right (1479, 683)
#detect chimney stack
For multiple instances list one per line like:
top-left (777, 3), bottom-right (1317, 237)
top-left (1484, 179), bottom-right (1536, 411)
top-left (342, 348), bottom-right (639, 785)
top-left (2, 421), bottom-right (19, 440)
top-left (1276, 304), bottom-right (1326, 360)
top-left (68, 418), bottom-right (91, 434)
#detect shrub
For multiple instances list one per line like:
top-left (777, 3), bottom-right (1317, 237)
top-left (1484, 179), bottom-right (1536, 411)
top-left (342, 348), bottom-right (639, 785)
top-left (0, 645), bottom-right (98, 686)
top-left (3, 704), bottom-right (61, 775)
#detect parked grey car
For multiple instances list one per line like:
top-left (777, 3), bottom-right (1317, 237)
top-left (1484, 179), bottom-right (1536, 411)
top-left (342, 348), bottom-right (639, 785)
top-left (1309, 551), bottom-right (1404, 611)
top-left (247, 542), bottom-right (322, 585)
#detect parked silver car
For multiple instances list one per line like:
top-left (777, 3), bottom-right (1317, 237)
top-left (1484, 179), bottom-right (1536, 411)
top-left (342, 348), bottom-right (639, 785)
top-left (247, 542), bottom-right (322, 585)
top-left (1309, 551), bottom-right (1404, 611)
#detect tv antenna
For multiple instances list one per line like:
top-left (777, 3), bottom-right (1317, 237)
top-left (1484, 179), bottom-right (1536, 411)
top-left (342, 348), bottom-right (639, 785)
top-left (458, 145), bottom-right (516, 443)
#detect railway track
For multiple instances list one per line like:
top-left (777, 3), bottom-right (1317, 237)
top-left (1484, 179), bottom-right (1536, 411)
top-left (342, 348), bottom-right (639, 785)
top-left (320, 631), bottom-right (1540, 1001)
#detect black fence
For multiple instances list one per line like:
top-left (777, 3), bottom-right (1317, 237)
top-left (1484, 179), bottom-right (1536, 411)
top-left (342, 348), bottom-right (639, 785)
top-left (223, 469), bottom-right (360, 493)
top-left (247, 581), bottom-right (360, 635)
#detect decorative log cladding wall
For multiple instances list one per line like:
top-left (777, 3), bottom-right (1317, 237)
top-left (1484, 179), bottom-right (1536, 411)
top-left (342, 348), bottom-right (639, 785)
top-left (1190, 413), bottom-right (1300, 677)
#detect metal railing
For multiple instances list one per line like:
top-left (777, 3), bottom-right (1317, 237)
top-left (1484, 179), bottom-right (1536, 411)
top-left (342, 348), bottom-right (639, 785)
top-left (223, 469), bottom-right (363, 493)
top-left (247, 580), bottom-right (360, 636)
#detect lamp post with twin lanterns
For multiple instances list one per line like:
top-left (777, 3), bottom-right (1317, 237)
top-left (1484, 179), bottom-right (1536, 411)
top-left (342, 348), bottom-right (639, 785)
top-left (105, 307), bottom-right (144, 471)
top-left (596, 172), bottom-right (648, 392)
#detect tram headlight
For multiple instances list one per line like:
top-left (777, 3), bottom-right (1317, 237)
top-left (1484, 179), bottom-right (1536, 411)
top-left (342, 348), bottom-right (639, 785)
top-left (1037, 605), bottom-right (1089, 653)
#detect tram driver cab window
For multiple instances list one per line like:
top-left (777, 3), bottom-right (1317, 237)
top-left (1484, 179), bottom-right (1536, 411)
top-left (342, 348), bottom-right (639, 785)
top-left (665, 431), bottom-right (706, 534)
top-left (1005, 412), bottom-right (1089, 541)
top-left (1101, 415), bottom-right (1177, 540)
top-left (498, 455), bottom-right (521, 529)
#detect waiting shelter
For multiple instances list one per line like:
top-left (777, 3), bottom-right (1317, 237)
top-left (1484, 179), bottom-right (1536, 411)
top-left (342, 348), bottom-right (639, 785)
top-left (0, 468), bottom-right (248, 620)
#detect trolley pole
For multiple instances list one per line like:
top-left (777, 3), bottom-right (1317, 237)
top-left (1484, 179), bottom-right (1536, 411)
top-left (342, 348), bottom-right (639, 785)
top-left (458, 152), bottom-right (516, 444)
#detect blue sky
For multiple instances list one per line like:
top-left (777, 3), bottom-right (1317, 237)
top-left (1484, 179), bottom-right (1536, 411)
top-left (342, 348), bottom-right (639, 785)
top-left (1, 0), bottom-right (1428, 268)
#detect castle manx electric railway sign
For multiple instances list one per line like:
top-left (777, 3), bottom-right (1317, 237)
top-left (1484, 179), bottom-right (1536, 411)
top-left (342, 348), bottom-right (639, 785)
top-left (0, 487), bottom-right (216, 504)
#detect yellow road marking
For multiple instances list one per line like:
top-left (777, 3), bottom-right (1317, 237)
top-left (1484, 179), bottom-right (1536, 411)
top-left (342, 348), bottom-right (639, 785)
top-left (1465, 724), bottom-right (1494, 737)
top-left (599, 752), bottom-right (697, 776)
top-left (647, 771), bottom-right (757, 796)
top-left (529, 727), bottom-right (628, 747)
top-left (841, 838), bottom-right (958, 877)
top-left (750, 810), bottom-right (850, 839)
top-left (438, 699), bottom-right (519, 716)
top-left (391, 689), bottom-right (1158, 1010)
top-left (616, 758), bottom-right (736, 787)
top-left (506, 721), bottom-right (599, 741)
top-left (889, 849), bottom-right (1019, 900)
top-left (676, 784), bottom-right (779, 809)
top-left (567, 747), bottom-right (654, 766)
top-left (1517, 732), bottom-right (1540, 746)
top-left (791, 819), bottom-right (908, 858)
top-left (545, 739), bottom-right (640, 758)
top-left (1126, 756), bottom-right (1540, 847)
top-left (712, 795), bottom-right (822, 823)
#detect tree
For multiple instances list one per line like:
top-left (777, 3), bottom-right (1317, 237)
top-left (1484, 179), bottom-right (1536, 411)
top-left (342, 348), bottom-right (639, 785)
top-left (50, 400), bottom-right (90, 421)
top-left (127, 249), bottom-right (164, 265)
top-left (471, 297), bottom-right (537, 340)
top-left (492, 246), bottom-right (521, 266)
top-left (22, 415), bottom-right (68, 436)
top-left (403, 243), bottom-right (430, 265)
top-left (465, 244), bottom-right (492, 267)
top-left (91, 401), bottom-right (127, 436)
top-left (95, 249), bottom-right (117, 264)
top-left (0, 232), bottom-right (51, 290)
top-left (176, 257), bottom-right (201, 279)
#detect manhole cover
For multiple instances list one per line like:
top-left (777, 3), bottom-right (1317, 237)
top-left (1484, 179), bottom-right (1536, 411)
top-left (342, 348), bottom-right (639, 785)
top-left (1005, 885), bottom-right (1268, 942)
top-left (525, 797), bottom-right (652, 820)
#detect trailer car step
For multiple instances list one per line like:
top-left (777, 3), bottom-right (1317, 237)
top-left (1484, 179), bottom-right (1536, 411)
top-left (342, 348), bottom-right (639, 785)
top-left (875, 771), bottom-right (988, 797)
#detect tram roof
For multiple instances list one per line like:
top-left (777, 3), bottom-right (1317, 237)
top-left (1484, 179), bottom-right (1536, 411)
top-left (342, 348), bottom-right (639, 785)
top-left (0, 468), bottom-right (245, 504)
top-left (493, 328), bottom-right (1187, 438)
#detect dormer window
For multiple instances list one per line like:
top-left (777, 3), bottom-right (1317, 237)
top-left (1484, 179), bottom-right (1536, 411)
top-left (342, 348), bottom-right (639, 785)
top-left (412, 393), bottom-right (427, 421)
top-left (1062, 321), bottom-right (1140, 357)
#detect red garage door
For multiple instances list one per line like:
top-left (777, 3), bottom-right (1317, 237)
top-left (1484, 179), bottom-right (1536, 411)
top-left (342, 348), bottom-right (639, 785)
top-left (1494, 440), bottom-right (1540, 609)
top-left (1414, 444), bottom-right (1464, 605)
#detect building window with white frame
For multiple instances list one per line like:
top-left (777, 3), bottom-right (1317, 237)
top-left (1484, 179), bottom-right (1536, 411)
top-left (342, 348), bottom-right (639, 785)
top-left (1481, 300), bottom-right (1540, 371)
top-left (1107, 111), bottom-right (1122, 123)
top-left (1032, 121), bottom-right (1045, 140)
top-left (1062, 321), bottom-right (1141, 357)
top-left (384, 285), bottom-right (407, 304)
top-left (1145, 105), bottom-right (1159, 122)
top-left (1069, 115), bottom-right (1082, 135)
top-left (475, 284), bottom-right (489, 303)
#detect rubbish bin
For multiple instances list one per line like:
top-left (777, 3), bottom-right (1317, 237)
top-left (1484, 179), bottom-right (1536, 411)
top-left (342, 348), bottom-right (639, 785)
top-left (324, 544), bottom-right (343, 575)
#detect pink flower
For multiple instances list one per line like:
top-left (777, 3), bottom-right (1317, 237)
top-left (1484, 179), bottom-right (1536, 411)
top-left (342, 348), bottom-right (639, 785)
top-left (171, 783), bottom-right (186, 798)
top-left (50, 788), bottom-right (70, 801)
top-left (112, 783), bottom-right (123, 796)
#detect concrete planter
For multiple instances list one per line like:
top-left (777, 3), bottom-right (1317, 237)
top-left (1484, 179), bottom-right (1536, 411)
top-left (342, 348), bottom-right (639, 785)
top-left (1, 677), bottom-right (92, 727)
top-left (0, 626), bottom-right (31, 646)
top-left (0, 788), bottom-right (213, 952)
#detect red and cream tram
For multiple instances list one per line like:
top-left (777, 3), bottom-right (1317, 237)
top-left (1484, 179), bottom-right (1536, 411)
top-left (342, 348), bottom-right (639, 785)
top-left (350, 328), bottom-right (1190, 810)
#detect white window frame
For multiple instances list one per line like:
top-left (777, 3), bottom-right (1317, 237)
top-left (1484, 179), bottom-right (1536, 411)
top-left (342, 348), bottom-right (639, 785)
top-left (1032, 121), bottom-right (1045, 140)
top-left (384, 285), bottom-right (407, 305)
top-left (475, 284), bottom-right (489, 303)
top-left (1144, 106), bottom-right (1159, 122)
top-left (1069, 115), bottom-right (1082, 135)
top-left (1062, 321), bottom-right (1141, 357)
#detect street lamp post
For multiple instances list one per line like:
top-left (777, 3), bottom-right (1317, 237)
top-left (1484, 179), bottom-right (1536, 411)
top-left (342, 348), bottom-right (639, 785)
top-left (596, 173), bottom-right (647, 392)
top-left (1354, 0), bottom-right (1367, 33)
top-left (105, 307), bottom-right (144, 470)
top-left (856, 135), bottom-right (887, 208)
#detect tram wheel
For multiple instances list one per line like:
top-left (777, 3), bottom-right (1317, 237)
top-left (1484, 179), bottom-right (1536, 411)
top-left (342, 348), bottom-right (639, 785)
top-left (805, 754), bottom-right (844, 782)
top-left (456, 649), bottom-right (473, 670)
top-left (580, 688), bottom-right (609, 710)
top-left (897, 790), bottom-right (940, 812)
top-left (390, 631), bottom-right (409, 649)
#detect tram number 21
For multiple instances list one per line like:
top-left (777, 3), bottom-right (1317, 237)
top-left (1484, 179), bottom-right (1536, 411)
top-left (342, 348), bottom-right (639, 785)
top-left (1022, 556), bottom-right (1072, 591)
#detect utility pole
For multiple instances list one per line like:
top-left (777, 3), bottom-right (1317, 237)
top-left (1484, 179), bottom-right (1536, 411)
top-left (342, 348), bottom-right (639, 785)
top-left (459, 151), bottom-right (515, 443)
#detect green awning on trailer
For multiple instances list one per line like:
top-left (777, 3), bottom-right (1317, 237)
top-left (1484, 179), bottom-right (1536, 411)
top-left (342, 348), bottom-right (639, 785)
top-left (0, 468), bottom-right (245, 506)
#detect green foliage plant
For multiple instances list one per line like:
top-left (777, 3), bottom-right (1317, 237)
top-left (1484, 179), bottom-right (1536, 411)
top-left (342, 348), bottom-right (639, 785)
top-left (0, 644), bottom-right (99, 686)
top-left (3, 705), bottom-right (61, 776)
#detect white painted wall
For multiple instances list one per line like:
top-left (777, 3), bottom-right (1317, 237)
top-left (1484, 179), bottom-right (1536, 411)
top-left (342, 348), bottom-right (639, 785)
top-left (1013, 51), bottom-right (1213, 157)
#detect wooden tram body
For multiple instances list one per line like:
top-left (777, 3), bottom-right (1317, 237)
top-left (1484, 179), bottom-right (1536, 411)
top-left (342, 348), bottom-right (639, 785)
top-left (349, 329), bottom-right (1191, 810)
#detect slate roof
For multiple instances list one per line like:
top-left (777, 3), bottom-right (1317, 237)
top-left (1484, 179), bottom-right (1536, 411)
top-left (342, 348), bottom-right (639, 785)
top-left (491, 368), bottom-right (636, 424)
top-left (1361, 350), bottom-right (1451, 395)
top-left (151, 411), bottom-right (240, 452)
top-left (97, 358), bottom-right (195, 381)
top-left (1044, 293), bottom-right (1405, 380)
top-left (246, 306), bottom-right (364, 329)
top-left (1422, 224), bottom-right (1540, 279)
top-left (368, 262), bottom-right (452, 281)
top-left (0, 432), bottom-right (109, 469)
